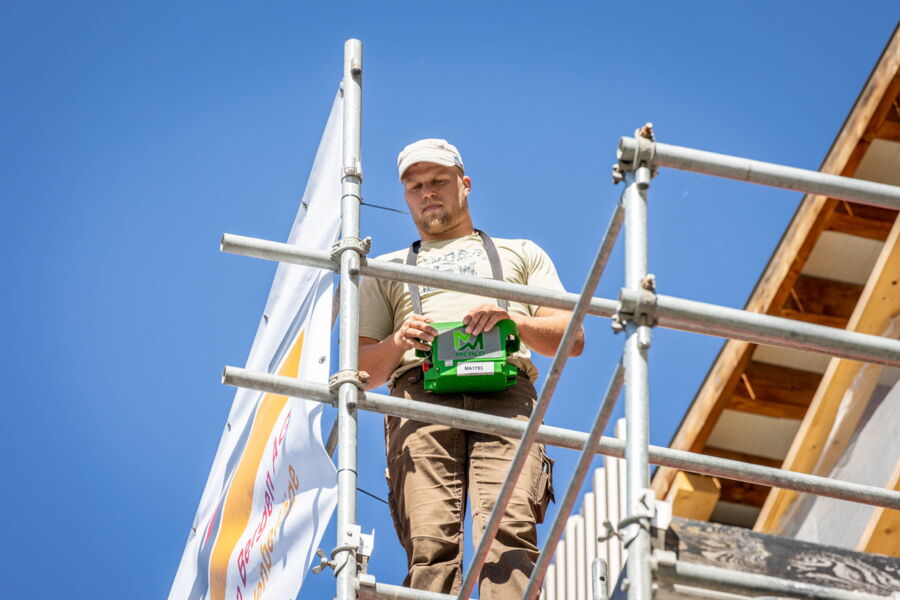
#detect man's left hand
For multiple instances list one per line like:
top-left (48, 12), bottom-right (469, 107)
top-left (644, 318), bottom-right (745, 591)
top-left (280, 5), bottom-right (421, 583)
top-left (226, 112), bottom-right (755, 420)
top-left (462, 304), bottom-right (515, 336)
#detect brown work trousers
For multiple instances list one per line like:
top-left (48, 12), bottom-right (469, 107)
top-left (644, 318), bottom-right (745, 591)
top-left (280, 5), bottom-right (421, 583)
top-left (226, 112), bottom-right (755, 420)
top-left (385, 369), bottom-right (555, 600)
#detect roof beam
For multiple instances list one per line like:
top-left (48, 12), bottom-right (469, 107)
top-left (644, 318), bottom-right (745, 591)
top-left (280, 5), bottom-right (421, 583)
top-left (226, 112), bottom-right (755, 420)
top-left (703, 447), bottom-right (780, 509)
top-left (718, 478), bottom-right (770, 507)
top-left (825, 210), bottom-right (895, 241)
top-left (702, 446), bottom-right (783, 469)
top-left (857, 460), bottom-right (900, 557)
top-left (666, 471), bottom-right (721, 521)
top-left (756, 216), bottom-right (900, 534)
top-left (875, 119), bottom-right (900, 143)
top-left (778, 275), bottom-right (865, 329)
top-left (725, 360), bottom-right (821, 419)
top-left (863, 74), bottom-right (900, 144)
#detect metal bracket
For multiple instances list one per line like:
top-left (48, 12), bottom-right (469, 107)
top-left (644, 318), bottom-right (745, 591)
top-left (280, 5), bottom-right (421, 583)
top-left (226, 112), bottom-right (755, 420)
top-left (342, 163), bottom-right (362, 182)
top-left (357, 528), bottom-right (375, 574)
top-left (328, 369), bottom-right (369, 402)
top-left (331, 236), bottom-right (371, 262)
top-left (598, 489), bottom-right (657, 546)
top-left (623, 488), bottom-right (657, 551)
top-left (311, 548), bottom-right (335, 575)
top-left (614, 122), bottom-right (659, 184)
top-left (314, 524), bottom-right (370, 577)
top-left (612, 274), bottom-right (658, 338)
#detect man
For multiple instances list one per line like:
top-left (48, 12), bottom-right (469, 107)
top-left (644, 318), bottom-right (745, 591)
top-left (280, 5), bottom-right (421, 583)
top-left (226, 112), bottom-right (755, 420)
top-left (358, 138), bottom-right (583, 599)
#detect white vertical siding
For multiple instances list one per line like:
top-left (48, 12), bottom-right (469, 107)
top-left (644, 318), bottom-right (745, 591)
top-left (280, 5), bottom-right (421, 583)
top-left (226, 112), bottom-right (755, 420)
top-left (542, 419), bottom-right (650, 599)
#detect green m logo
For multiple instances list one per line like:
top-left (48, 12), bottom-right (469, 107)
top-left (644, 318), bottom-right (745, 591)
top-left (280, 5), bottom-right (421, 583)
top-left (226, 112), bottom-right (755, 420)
top-left (453, 331), bottom-right (484, 352)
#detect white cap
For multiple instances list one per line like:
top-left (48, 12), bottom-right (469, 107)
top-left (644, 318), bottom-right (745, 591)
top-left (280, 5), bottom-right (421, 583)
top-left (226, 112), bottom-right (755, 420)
top-left (397, 138), bottom-right (464, 180)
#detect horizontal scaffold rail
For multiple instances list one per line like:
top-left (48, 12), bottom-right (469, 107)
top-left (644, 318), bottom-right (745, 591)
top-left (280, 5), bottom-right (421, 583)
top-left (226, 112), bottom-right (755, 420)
top-left (222, 366), bottom-right (900, 511)
top-left (618, 136), bottom-right (900, 211)
top-left (357, 579), bottom-right (463, 600)
top-left (221, 234), bottom-right (900, 367)
top-left (652, 552), bottom-right (891, 600)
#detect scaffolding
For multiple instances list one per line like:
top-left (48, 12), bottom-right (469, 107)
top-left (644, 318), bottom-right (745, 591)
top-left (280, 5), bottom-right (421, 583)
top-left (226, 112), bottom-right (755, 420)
top-left (220, 40), bottom-right (900, 600)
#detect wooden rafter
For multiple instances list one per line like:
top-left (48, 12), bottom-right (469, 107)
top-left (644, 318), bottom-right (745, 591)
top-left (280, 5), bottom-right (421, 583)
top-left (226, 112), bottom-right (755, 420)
top-left (857, 460), bottom-right (900, 558)
top-left (718, 478), bottom-right (770, 507)
top-left (825, 210), bottom-right (896, 242)
top-left (702, 446), bottom-right (783, 468)
top-left (875, 119), bottom-right (900, 142)
top-left (756, 217), bottom-right (900, 533)
top-left (724, 360), bottom-right (821, 420)
top-left (778, 275), bottom-right (865, 329)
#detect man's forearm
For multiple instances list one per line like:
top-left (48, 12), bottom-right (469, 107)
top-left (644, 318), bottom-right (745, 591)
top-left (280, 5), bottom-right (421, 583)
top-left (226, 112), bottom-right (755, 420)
top-left (513, 312), bottom-right (585, 358)
top-left (359, 337), bottom-right (407, 390)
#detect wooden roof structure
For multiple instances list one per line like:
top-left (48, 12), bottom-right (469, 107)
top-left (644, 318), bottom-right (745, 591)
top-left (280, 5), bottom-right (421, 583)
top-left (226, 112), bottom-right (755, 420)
top-left (650, 25), bottom-right (900, 556)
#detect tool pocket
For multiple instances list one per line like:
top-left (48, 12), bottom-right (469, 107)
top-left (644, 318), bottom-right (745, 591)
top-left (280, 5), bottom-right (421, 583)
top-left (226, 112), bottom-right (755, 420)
top-left (384, 467), bottom-right (407, 545)
top-left (533, 448), bottom-right (556, 524)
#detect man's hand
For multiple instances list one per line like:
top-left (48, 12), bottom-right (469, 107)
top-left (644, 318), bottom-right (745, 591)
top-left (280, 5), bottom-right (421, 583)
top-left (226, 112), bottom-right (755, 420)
top-left (393, 314), bottom-right (438, 352)
top-left (461, 305), bottom-right (585, 358)
top-left (462, 304), bottom-right (513, 336)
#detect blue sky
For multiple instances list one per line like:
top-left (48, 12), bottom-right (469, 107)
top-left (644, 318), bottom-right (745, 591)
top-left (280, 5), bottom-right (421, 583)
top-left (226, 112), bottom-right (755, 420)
top-left (1, 2), bottom-right (897, 598)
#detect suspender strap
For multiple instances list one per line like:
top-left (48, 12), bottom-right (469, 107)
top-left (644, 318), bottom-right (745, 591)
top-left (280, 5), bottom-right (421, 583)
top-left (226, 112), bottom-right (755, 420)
top-left (405, 230), bottom-right (509, 315)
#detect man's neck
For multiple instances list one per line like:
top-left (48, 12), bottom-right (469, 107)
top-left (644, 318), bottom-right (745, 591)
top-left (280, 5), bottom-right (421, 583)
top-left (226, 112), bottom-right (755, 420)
top-left (419, 225), bottom-right (477, 242)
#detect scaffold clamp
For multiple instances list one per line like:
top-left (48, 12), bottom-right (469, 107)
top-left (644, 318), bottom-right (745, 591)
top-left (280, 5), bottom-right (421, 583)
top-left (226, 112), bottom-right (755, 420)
top-left (312, 524), bottom-right (375, 577)
top-left (616, 122), bottom-right (659, 182)
top-left (329, 369), bottom-right (369, 400)
top-left (331, 235), bottom-right (371, 262)
top-left (342, 162), bottom-right (362, 181)
top-left (612, 275), bottom-right (658, 334)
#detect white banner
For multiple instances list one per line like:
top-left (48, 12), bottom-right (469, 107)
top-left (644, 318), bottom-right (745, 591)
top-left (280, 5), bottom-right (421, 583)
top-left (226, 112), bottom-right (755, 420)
top-left (170, 92), bottom-right (343, 600)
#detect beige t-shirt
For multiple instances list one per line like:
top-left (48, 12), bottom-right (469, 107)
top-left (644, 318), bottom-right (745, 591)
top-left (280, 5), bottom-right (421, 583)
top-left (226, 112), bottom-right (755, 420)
top-left (358, 233), bottom-right (566, 386)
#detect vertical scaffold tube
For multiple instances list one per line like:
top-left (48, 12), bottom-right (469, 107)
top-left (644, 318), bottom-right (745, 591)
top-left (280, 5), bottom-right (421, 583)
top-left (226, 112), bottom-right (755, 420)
top-left (622, 165), bottom-right (652, 600)
top-left (336, 38), bottom-right (362, 600)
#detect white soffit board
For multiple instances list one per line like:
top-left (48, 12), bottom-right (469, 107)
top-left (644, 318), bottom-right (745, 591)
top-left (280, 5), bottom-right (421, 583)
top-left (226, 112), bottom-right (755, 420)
top-left (854, 139), bottom-right (900, 185)
top-left (752, 345), bottom-right (831, 373)
top-left (801, 230), bottom-right (883, 285)
top-left (705, 409), bottom-right (802, 461)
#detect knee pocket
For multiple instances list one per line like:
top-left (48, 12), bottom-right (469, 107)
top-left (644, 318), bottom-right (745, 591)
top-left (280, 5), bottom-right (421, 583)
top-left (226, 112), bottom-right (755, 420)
top-left (407, 535), bottom-right (460, 566)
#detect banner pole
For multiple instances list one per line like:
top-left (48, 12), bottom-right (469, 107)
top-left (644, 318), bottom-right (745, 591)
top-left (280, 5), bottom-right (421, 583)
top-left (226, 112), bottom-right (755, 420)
top-left (336, 38), bottom-right (363, 600)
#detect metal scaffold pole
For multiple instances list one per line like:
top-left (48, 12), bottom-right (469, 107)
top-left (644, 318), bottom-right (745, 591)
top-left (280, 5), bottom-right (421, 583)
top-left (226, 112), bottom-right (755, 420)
top-left (621, 159), bottom-right (653, 600)
top-left (336, 38), bottom-right (363, 600)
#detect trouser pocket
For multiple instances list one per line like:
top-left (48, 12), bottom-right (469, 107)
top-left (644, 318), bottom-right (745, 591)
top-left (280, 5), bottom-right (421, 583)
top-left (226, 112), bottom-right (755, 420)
top-left (385, 466), bottom-right (408, 546)
top-left (533, 447), bottom-right (555, 524)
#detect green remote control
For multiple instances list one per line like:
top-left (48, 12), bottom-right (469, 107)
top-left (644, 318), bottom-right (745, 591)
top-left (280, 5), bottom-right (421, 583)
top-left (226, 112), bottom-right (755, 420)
top-left (415, 319), bottom-right (521, 394)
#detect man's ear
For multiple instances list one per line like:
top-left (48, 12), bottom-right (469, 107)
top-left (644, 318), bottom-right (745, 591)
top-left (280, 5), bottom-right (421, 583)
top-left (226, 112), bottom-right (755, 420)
top-left (462, 175), bottom-right (472, 196)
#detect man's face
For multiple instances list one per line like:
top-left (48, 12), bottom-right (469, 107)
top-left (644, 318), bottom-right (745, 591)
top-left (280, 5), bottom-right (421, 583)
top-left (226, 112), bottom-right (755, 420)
top-left (402, 162), bottom-right (472, 238)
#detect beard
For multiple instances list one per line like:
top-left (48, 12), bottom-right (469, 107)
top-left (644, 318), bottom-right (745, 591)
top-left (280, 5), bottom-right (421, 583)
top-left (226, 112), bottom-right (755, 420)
top-left (413, 203), bottom-right (466, 236)
top-left (416, 211), bottom-right (455, 235)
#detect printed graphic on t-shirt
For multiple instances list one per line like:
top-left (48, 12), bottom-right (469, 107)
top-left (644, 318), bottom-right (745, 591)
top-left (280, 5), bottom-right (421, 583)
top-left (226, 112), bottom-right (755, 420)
top-left (418, 246), bottom-right (488, 294)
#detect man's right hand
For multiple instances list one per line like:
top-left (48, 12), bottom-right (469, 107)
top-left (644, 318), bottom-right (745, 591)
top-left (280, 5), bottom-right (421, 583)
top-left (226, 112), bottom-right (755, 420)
top-left (393, 314), bottom-right (438, 352)
top-left (359, 314), bottom-right (438, 389)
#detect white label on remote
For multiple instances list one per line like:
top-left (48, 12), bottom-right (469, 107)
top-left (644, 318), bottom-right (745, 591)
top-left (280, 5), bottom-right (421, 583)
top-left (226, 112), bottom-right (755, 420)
top-left (458, 362), bottom-right (494, 376)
